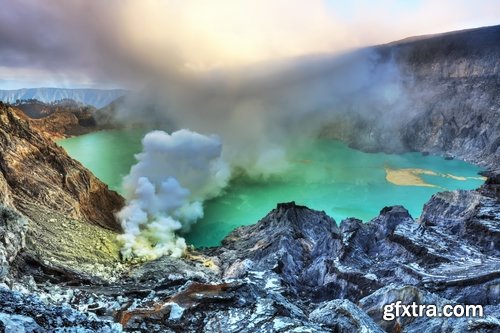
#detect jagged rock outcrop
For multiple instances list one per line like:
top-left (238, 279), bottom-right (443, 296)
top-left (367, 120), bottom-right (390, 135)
top-left (0, 206), bottom-right (27, 283)
top-left (211, 202), bottom-right (344, 299)
top-left (0, 287), bottom-right (121, 332)
top-left (309, 299), bottom-right (384, 333)
top-left (0, 172), bottom-right (495, 332)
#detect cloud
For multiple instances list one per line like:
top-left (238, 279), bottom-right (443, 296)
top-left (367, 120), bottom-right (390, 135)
top-left (118, 0), bottom-right (353, 67)
top-left (342, 0), bottom-right (500, 46)
top-left (0, 0), bottom-right (498, 88)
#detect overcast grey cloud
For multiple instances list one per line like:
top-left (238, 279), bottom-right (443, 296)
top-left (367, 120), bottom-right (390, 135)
top-left (1, 0), bottom-right (499, 89)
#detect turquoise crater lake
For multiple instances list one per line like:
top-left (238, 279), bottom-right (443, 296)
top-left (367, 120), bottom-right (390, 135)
top-left (59, 130), bottom-right (485, 248)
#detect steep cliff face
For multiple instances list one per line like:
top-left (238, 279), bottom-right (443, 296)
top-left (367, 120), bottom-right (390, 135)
top-left (0, 103), bottom-right (125, 282)
top-left (0, 103), bottom-right (123, 231)
top-left (391, 25), bottom-right (500, 168)
top-left (322, 25), bottom-right (500, 169)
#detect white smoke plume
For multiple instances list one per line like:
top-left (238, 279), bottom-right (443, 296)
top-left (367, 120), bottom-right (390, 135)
top-left (117, 129), bottom-right (230, 259)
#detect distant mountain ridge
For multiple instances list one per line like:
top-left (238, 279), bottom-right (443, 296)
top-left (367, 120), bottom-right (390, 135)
top-left (0, 87), bottom-right (127, 108)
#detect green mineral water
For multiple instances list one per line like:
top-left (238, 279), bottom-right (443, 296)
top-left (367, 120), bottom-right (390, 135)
top-left (59, 129), bottom-right (485, 248)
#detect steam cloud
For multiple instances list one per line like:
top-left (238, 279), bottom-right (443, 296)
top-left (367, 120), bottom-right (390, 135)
top-left (117, 129), bottom-right (230, 259)
top-left (112, 50), bottom-right (412, 172)
top-left (114, 50), bottom-right (412, 259)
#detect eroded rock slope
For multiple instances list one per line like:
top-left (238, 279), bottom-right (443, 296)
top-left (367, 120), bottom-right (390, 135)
top-left (0, 103), bottom-right (124, 283)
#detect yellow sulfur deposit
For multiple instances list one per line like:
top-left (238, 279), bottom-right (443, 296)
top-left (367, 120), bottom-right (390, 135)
top-left (385, 168), bottom-right (438, 187)
top-left (385, 168), bottom-right (486, 188)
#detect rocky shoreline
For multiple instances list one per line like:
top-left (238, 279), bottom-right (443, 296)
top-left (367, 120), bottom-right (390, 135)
top-left (1, 169), bottom-right (498, 332)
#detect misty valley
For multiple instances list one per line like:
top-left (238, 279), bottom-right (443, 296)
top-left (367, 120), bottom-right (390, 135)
top-left (59, 128), bottom-right (485, 248)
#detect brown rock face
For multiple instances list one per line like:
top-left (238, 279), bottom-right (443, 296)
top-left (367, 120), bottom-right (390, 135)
top-left (14, 100), bottom-right (99, 139)
top-left (0, 102), bottom-right (123, 232)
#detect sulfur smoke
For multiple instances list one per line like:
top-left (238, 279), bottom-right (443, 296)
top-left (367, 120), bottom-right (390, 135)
top-left (117, 129), bottom-right (230, 259)
top-left (113, 48), bottom-right (417, 259)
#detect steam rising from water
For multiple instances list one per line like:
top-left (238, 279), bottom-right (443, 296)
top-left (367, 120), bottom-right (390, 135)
top-left (115, 51), bottom-right (412, 259)
top-left (117, 129), bottom-right (229, 259)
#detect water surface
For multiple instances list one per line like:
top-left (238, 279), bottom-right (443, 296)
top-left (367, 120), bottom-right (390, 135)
top-left (59, 130), bottom-right (484, 248)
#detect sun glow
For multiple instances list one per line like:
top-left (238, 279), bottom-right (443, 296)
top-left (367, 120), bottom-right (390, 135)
top-left (119, 0), bottom-right (352, 69)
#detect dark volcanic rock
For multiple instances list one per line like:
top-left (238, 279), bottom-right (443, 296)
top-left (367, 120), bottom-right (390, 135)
top-left (359, 284), bottom-right (500, 333)
top-left (420, 190), bottom-right (499, 254)
top-left (0, 174), bottom-right (498, 332)
top-left (309, 299), bottom-right (384, 333)
top-left (213, 202), bottom-right (343, 298)
top-left (0, 287), bottom-right (121, 332)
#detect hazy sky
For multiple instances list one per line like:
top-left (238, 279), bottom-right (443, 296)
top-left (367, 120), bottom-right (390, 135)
top-left (0, 0), bottom-right (498, 89)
